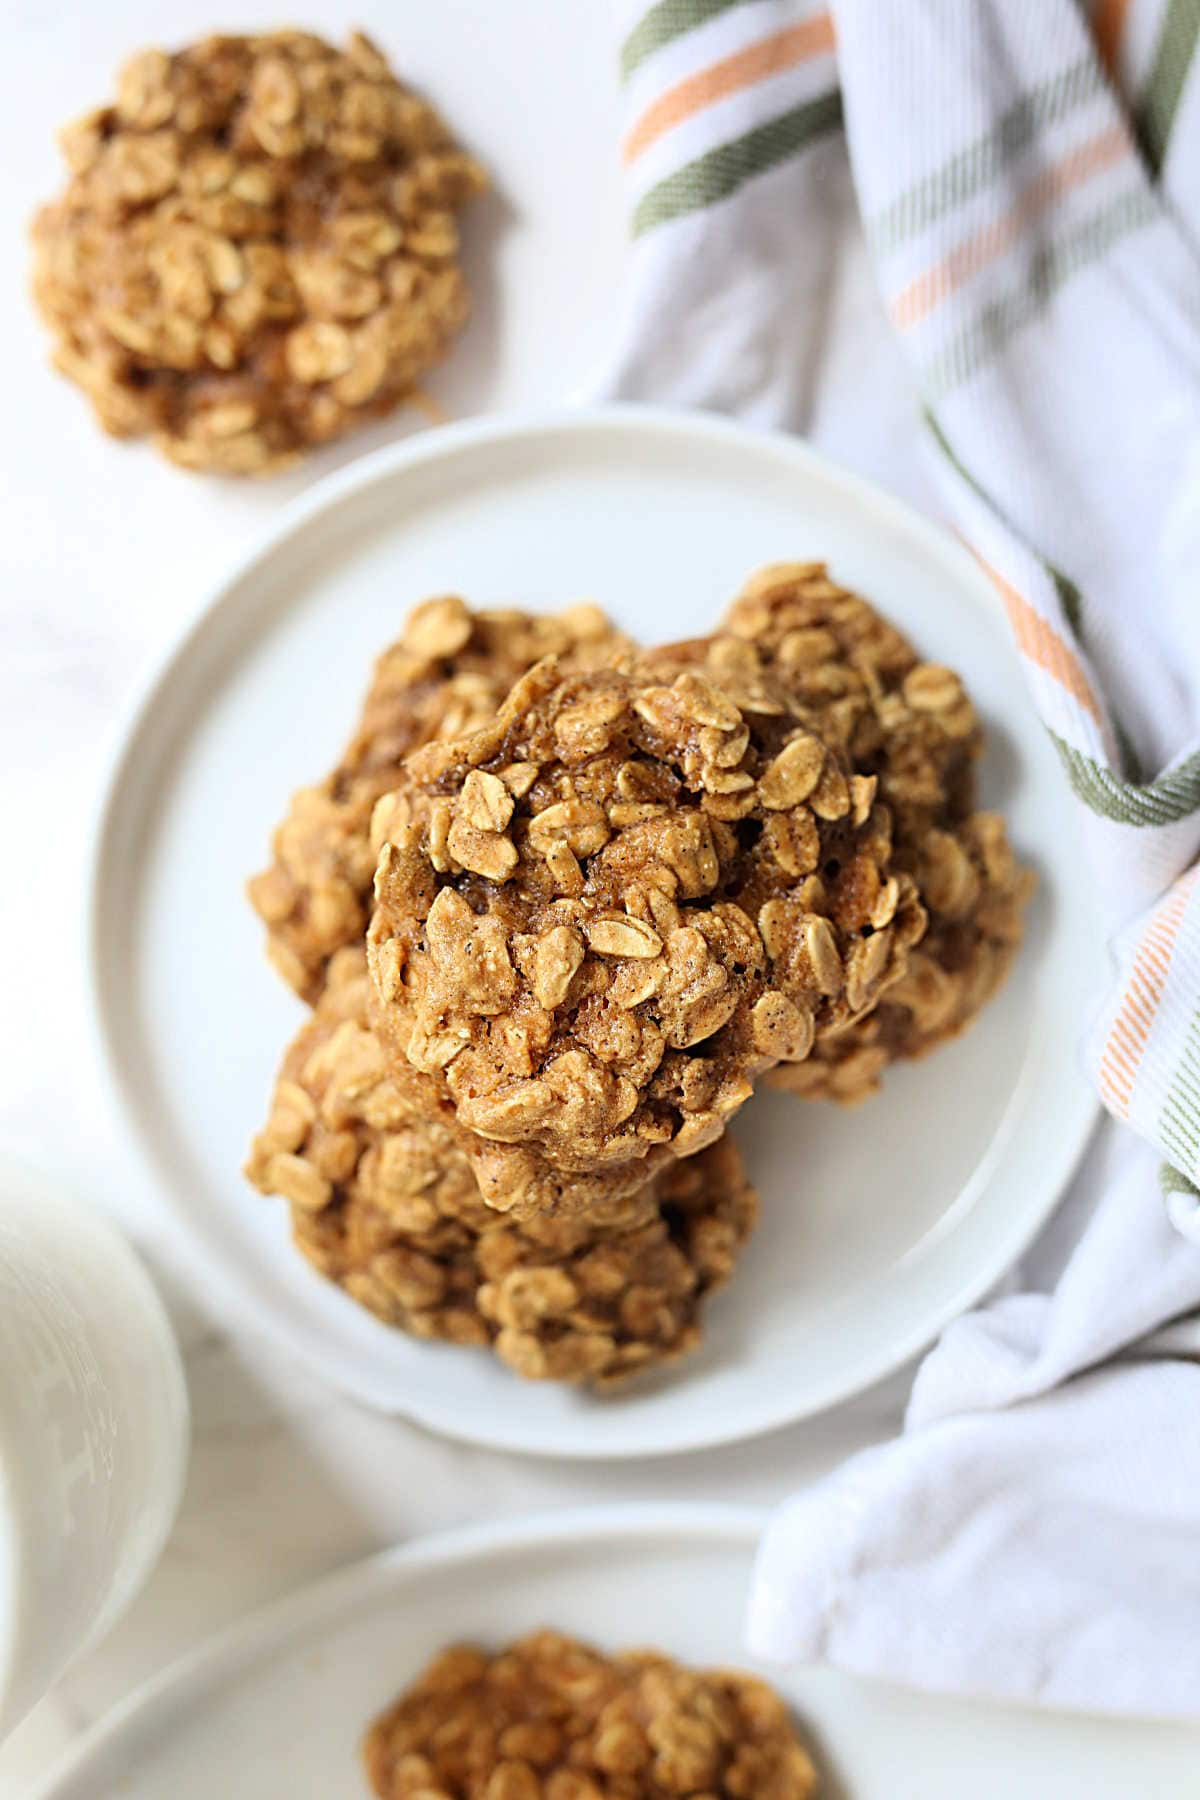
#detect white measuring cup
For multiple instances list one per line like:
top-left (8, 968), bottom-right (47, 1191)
top-left (0, 1156), bottom-right (188, 1738)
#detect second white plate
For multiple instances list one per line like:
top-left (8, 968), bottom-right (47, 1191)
top-left (88, 407), bottom-right (1101, 1458)
top-left (31, 1507), bottom-right (1199, 1799)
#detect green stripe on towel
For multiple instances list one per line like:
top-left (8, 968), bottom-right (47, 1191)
top-left (1050, 735), bottom-right (1200, 826)
top-left (620, 0), bottom-right (760, 81)
top-left (1159, 1160), bottom-right (1200, 1200)
top-left (1159, 1014), bottom-right (1200, 1173)
top-left (632, 89), bottom-right (842, 235)
top-left (1138, 0), bottom-right (1200, 174)
top-left (867, 59), bottom-right (1103, 256)
top-left (925, 186), bottom-right (1157, 394)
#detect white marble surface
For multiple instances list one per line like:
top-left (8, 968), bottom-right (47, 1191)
top-left (0, 1), bottom-right (934, 1789)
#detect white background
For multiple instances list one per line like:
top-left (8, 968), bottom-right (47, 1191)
top-left (0, 1), bottom-right (930, 1788)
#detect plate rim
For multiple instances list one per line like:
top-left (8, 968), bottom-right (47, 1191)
top-left (83, 403), bottom-right (1100, 1459)
top-left (28, 1496), bottom-right (1193, 1800)
top-left (27, 1502), bottom-right (766, 1800)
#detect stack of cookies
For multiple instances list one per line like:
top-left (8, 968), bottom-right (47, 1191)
top-left (246, 565), bottom-right (1032, 1388)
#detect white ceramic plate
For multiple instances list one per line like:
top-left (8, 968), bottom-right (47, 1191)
top-left (88, 407), bottom-right (1101, 1459)
top-left (29, 1506), bottom-right (1198, 1799)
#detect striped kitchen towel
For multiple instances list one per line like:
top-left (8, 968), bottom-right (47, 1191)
top-left (607, 0), bottom-right (1200, 1717)
top-left (608, 0), bottom-right (1200, 1225)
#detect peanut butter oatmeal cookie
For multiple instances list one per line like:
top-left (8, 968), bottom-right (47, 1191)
top-left (248, 597), bottom-right (629, 1002)
top-left (367, 652), bottom-right (924, 1206)
top-left (31, 31), bottom-right (485, 473)
top-left (712, 561), bottom-right (981, 839)
top-left (701, 562), bottom-right (1032, 1102)
top-left (363, 1631), bottom-right (818, 1799)
top-left (774, 808), bottom-right (1034, 1101)
top-left (246, 950), bottom-right (757, 1387)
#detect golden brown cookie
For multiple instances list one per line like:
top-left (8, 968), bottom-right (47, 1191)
top-left (247, 597), bottom-right (630, 1002)
top-left (705, 563), bottom-right (1032, 1102)
top-left (245, 950), bottom-right (757, 1388)
top-left (774, 809), bottom-right (1033, 1100)
top-left (31, 31), bottom-right (485, 473)
top-left (363, 1631), bottom-right (818, 1799)
top-left (711, 561), bottom-right (979, 841)
top-left (367, 651), bottom-right (924, 1209)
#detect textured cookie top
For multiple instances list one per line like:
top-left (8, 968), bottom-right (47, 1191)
top-left (699, 563), bottom-right (1030, 1104)
top-left (368, 647), bottom-right (924, 1180)
top-left (714, 560), bottom-right (981, 834)
top-left (363, 1631), bottom-right (818, 1799)
top-left (248, 597), bottom-right (628, 1001)
top-left (31, 31), bottom-right (485, 472)
top-left (776, 808), bottom-right (1034, 1102)
top-left (246, 949), bottom-right (756, 1387)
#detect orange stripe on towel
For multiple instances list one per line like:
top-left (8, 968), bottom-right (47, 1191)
top-left (983, 563), bottom-right (1105, 727)
top-left (890, 124), bottom-right (1132, 330)
top-left (1100, 873), bottom-right (1198, 1114)
top-left (622, 13), bottom-right (835, 164)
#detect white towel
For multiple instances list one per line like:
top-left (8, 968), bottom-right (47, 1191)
top-left (606, 0), bottom-right (1200, 1717)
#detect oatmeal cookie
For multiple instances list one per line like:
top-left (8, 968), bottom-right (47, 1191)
top-left (31, 30), bottom-right (485, 473)
top-left (773, 809), bottom-right (1034, 1101)
top-left (246, 950), bottom-right (757, 1387)
top-left (247, 597), bottom-right (629, 1002)
top-left (702, 562), bottom-right (1032, 1102)
top-left (367, 652), bottom-right (924, 1204)
top-left (363, 1631), bottom-right (818, 1799)
top-left (711, 560), bottom-right (980, 836)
